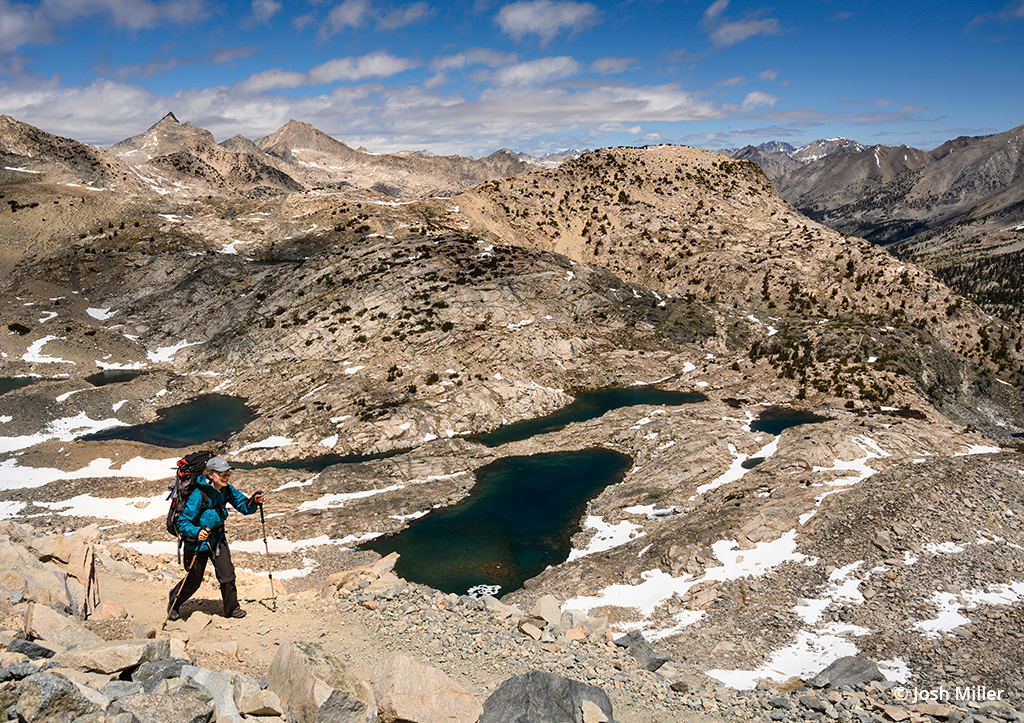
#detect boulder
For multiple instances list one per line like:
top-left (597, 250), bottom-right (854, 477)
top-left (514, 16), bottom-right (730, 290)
top-left (102, 680), bottom-right (145, 701)
top-left (323, 552), bottom-right (400, 594)
top-left (132, 658), bottom-right (192, 683)
top-left (237, 688), bottom-right (284, 717)
top-left (182, 666), bottom-right (250, 722)
top-left (90, 600), bottom-right (129, 621)
top-left (6, 638), bottom-right (56, 660)
top-left (25, 601), bottom-right (106, 650)
top-left (480, 671), bottom-right (616, 723)
top-left (267, 640), bottom-right (376, 723)
top-left (531, 595), bottom-right (563, 626)
top-left (612, 630), bottom-right (668, 672)
top-left (50, 638), bottom-right (171, 674)
top-left (0, 538), bottom-right (72, 609)
top-left (15, 672), bottom-right (101, 722)
top-left (65, 530), bottom-right (101, 619)
top-left (111, 692), bottom-right (214, 723)
top-left (808, 656), bottom-right (885, 689)
top-left (372, 654), bottom-right (481, 723)
top-left (480, 595), bottom-right (523, 620)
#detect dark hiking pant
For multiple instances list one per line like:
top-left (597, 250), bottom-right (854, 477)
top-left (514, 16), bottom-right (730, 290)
top-left (168, 538), bottom-right (240, 616)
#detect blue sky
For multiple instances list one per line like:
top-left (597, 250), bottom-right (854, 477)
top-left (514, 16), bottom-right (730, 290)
top-left (1, 0), bottom-right (1021, 156)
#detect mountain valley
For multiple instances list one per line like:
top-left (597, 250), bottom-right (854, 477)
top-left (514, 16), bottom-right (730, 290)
top-left (1, 113), bottom-right (1024, 710)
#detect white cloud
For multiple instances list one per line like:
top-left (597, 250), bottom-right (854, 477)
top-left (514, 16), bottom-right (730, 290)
top-left (760, 68), bottom-right (778, 81)
top-left (378, 2), bottom-right (433, 30)
top-left (492, 56), bottom-right (579, 86)
top-left (0, 0), bottom-right (206, 52)
top-left (0, 0), bottom-right (52, 51)
top-left (710, 17), bottom-right (780, 46)
top-left (592, 57), bottom-right (635, 74)
top-left (739, 91), bottom-right (778, 111)
top-left (702, 0), bottom-right (780, 48)
top-left (496, 0), bottom-right (599, 42)
top-left (251, 0), bottom-right (280, 24)
top-left (717, 76), bottom-right (745, 87)
top-left (240, 52), bottom-right (420, 92)
top-left (703, 0), bottom-right (729, 22)
top-left (210, 46), bottom-right (259, 65)
top-left (426, 47), bottom-right (519, 88)
top-left (321, 0), bottom-right (370, 38)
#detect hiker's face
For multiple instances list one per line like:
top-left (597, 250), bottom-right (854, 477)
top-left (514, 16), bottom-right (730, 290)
top-left (209, 470), bottom-right (231, 489)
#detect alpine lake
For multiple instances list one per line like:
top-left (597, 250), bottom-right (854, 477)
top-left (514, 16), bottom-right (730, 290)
top-left (80, 385), bottom-right (826, 596)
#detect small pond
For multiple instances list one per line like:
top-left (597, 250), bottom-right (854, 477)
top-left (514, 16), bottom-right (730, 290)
top-left (83, 394), bottom-right (257, 447)
top-left (0, 377), bottom-right (42, 396)
top-left (234, 447), bottom-right (411, 472)
top-left (362, 448), bottom-right (633, 596)
top-left (473, 386), bottom-right (707, 447)
top-left (750, 407), bottom-right (828, 436)
top-left (85, 370), bottom-right (148, 387)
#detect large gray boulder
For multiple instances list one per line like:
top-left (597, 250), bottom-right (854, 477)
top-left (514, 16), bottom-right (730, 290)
top-left (479, 671), bottom-right (617, 723)
top-left (182, 665), bottom-right (259, 723)
top-left (50, 638), bottom-right (171, 674)
top-left (0, 537), bottom-right (72, 609)
top-left (808, 656), bottom-right (885, 689)
top-left (110, 692), bottom-right (213, 723)
top-left (15, 672), bottom-right (101, 723)
top-left (612, 630), bottom-right (668, 672)
top-left (268, 640), bottom-right (376, 723)
top-left (25, 601), bottom-right (106, 650)
top-left (372, 654), bottom-right (481, 723)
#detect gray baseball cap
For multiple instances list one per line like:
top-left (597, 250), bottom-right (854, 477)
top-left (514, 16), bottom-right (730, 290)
top-left (206, 456), bottom-right (232, 472)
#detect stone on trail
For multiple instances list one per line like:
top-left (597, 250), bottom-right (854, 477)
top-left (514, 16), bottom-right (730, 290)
top-left (15, 672), bottom-right (101, 723)
top-left (90, 600), bottom-right (129, 621)
top-left (372, 654), bottom-right (482, 723)
top-left (268, 640), bottom-right (376, 723)
top-left (612, 630), bottom-right (669, 672)
top-left (25, 601), bottom-right (106, 650)
top-left (479, 670), bottom-right (617, 723)
top-left (807, 656), bottom-right (885, 689)
top-left (51, 638), bottom-right (171, 674)
top-left (110, 691), bottom-right (214, 723)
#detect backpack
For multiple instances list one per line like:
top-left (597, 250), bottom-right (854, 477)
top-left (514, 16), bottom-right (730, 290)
top-left (166, 450), bottom-right (215, 546)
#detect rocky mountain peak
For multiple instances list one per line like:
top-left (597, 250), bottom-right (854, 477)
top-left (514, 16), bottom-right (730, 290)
top-left (256, 119), bottom-right (354, 158)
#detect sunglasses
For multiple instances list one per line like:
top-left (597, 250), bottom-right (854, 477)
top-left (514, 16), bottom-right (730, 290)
top-left (213, 469), bottom-right (232, 478)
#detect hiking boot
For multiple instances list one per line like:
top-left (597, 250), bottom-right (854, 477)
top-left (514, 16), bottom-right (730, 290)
top-left (167, 606), bottom-right (181, 621)
top-left (226, 607), bottom-right (247, 619)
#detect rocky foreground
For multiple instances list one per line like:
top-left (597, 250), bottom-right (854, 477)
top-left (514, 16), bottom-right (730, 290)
top-left (3, 520), bottom-right (1024, 723)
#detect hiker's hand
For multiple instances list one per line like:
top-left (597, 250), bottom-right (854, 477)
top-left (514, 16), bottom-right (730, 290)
top-left (198, 529), bottom-right (210, 541)
top-left (253, 491), bottom-right (264, 505)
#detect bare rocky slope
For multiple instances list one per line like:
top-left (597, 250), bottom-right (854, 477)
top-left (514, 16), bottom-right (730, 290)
top-left (730, 126), bottom-right (1024, 325)
top-left (2, 119), bottom-right (1024, 709)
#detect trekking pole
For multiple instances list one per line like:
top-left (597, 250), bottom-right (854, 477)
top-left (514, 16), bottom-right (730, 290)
top-left (258, 500), bottom-right (277, 606)
top-left (163, 528), bottom-right (209, 628)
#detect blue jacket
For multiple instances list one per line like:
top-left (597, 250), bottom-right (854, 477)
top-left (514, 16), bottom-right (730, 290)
top-left (176, 476), bottom-right (259, 552)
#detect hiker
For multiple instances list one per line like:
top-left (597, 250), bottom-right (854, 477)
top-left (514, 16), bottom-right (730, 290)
top-left (167, 456), bottom-right (264, 620)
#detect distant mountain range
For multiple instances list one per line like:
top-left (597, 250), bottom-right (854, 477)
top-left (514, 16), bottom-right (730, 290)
top-left (0, 112), bottom-right (566, 200)
top-left (726, 125), bottom-right (1024, 253)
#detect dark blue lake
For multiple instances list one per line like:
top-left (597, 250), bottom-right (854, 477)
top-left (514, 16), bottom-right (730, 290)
top-left (235, 447), bottom-right (411, 472)
top-left (750, 407), bottom-right (828, 436)
top-left (362, 448), bottom-right (633, 596)
top-left (473, 386), bottom-right (706, 447)
top-left (83, 394), bottom-right (257, 447)
top-left (0, 377), bottom-right (42, 396)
